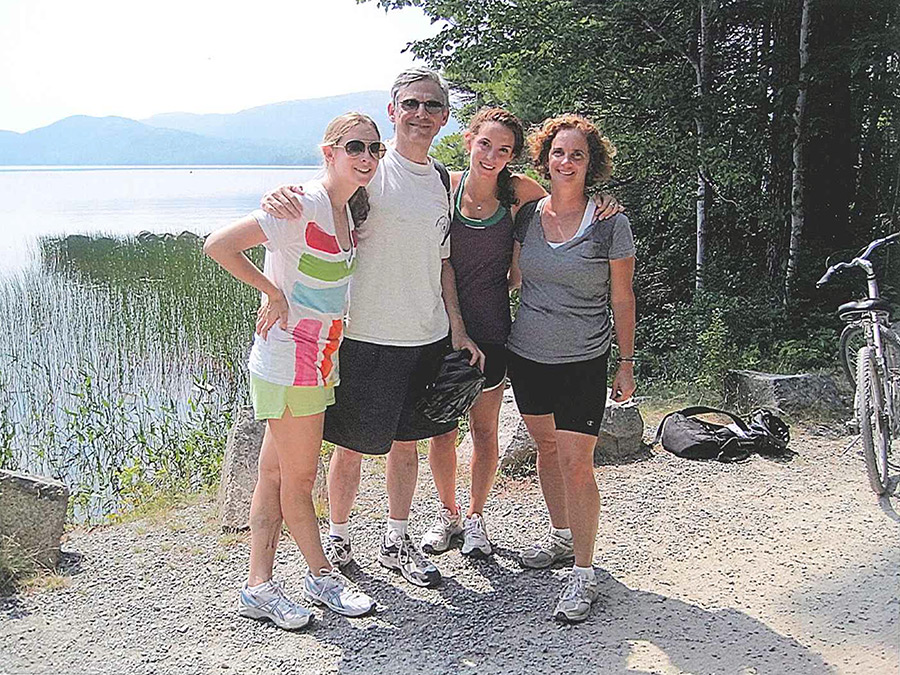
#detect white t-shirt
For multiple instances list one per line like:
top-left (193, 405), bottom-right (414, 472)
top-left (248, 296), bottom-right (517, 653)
top-left (247, 180), bottom-right (356, 387)
top-left (344, 145), bottom-right (452, 346)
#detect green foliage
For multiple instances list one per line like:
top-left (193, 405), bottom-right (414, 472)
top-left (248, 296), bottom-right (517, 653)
top-left (432, 133), bottom-right (468, 170)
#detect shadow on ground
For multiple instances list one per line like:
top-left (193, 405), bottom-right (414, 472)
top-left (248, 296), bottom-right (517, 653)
top-left (309, 554), bottom-right (832, 675)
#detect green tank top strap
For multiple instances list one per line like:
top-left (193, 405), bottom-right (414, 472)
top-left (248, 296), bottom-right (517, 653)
top-left (454, 170), bottom-right (508, 228)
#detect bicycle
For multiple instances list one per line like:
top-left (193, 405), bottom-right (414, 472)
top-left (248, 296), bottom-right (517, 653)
top-left (817, 232), bottom-right (900, 495)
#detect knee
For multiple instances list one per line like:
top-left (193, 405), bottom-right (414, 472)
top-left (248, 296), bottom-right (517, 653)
top-left (332, 447), bottom-right (362, 471)
top-left (558, 454), bottom-right (596, 490)
top-left (430, 430), bottom-right (458, 455)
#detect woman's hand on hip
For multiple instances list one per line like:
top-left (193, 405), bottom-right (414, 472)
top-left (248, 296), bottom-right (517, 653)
top-left (256, 289), bottom-right (289, 340)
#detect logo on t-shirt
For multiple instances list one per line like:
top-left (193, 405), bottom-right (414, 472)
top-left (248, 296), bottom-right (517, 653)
top-left (435, 214), bottom-right (451, 241)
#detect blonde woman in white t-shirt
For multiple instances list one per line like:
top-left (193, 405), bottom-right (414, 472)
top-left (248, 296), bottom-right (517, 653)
top-left (204, 113), bottom-right (385, 629)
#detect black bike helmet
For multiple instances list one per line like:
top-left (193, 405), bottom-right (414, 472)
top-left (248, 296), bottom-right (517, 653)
top-left (415, 350), bottom-right (486, 424)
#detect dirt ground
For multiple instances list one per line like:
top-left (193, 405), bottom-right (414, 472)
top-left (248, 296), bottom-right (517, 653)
top-left (1, 417), bottom-right (898, 675)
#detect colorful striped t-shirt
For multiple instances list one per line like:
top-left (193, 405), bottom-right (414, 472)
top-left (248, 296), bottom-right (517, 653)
top-left (247, 180), bottom-right (356, 388)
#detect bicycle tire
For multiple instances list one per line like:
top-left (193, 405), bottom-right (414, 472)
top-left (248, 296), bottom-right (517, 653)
top-left (883, 328), bottom-right (900, 437)
top-left (839, 324), bottom-right (865, 387)
top-left (856, 346), bottom-right (890, 494)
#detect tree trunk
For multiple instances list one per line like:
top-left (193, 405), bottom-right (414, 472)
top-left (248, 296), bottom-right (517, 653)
top-left (784, 0), bottom-right (811, 306)
top-left (695, 0), bottom-right (713, 292)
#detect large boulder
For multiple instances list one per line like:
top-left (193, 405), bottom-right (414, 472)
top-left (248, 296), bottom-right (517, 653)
top-left (723, 369), bottom-right (845, 416)
top-left (0, 470), bottom-right (69, 568)
top-left (218, 406), bottom-right (328, 531)
top-left (594, 399), bottom-right (647, 464)
top-left (457, 388), bottom-right (646, 473)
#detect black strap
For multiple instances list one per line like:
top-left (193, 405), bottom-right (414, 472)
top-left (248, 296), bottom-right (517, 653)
top-left (654, 405), bottom-right (750, 446)
top-left (434, 160), bottom-right (453, 246)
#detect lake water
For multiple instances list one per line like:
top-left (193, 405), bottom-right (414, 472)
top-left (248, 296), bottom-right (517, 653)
top-left (0, 166), bottom-right (318, 519)
top-left (0, 166), bottom-right (319, 275)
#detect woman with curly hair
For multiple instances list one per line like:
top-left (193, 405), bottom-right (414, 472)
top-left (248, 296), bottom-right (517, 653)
top-left (422, 109), bottom-right (622, 561)
top-left (508, 114), bottom-right (636, 623)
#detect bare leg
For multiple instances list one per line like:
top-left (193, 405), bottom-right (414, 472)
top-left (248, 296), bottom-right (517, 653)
top-left (428, 429), bottom-right (459, 513)
top-left (467, 386), bottom-right (503, 516)
top-left (328, 446), bottom-right (362, 526)
top-left (247, 426), bottom-right (283, 586)
top-left (555, 430), bottom-right (600, 567)
top-left (386, 440), bottom-right (418, 521)
top-left (521, 413), bottom-right (568, 529)
top-left (265, 411), bottom-right (331, 574)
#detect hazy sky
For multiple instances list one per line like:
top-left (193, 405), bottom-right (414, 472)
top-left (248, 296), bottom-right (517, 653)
top-left (0, 0), bottom-right (439, 133)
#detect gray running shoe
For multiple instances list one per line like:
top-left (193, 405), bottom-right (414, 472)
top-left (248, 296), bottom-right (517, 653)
top-left (461, 513), bottom-right (492, 558)
top-left (304, 568), bottom-right (375, 617)
top-left (325, 534), bottom-right (354, 568)
top-left (380, 533), bottom-right (442, 587)
top-left (238, 580), bottom-right (312, 630)
top-left (520, 529), bottom-right (574, 569)
top-left (420, 507), bottom-right (463, 554)
top-left (553, 570), bottom-right (600, 623)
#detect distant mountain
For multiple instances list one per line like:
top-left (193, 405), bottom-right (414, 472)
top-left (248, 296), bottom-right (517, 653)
top-left (142, 90), bottom-right (459, 147)
top-left (0, 92), bottom-right (460, 166)
top-left (0, 116), bottom-right (315, 166)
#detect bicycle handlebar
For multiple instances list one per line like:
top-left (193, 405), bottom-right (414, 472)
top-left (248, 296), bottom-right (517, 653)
top-left (816, 231), bottom-right (899, 288)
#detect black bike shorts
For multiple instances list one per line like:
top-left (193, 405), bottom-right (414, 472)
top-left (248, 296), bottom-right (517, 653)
top-left (507, 350), bottom-right (609, 437)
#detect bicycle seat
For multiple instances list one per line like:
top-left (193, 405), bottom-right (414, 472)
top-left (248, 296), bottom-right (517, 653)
top-left (838, 299), bottom-right (893, 317)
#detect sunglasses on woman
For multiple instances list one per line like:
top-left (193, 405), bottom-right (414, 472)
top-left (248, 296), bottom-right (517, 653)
top-left (335, 140), bottom-right (387, 159)
top-left (398, 98), bottom-right (446, 114)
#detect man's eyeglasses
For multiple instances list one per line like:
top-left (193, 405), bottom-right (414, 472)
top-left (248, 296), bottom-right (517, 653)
top-left (335, 140), bottom-right (387, 159)
top-left (398, 98), bottom-right (446, 114)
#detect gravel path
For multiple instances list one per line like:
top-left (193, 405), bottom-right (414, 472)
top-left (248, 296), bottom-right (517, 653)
top-left (1, 420), bottom-right (898, 675)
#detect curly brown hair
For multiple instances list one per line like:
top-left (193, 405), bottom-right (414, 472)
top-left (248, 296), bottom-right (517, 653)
top-left (467, 107), bottom-right (526, 208)
top-left (528, 114), bottom-right (616, 188)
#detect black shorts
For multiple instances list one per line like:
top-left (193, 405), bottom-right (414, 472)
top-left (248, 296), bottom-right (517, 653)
top-left (323, 336), bottom-right (458, 456)
top-left (507, 350), bottom-right (609, 437)
top-left (476, 341), bottom-right (508, 391)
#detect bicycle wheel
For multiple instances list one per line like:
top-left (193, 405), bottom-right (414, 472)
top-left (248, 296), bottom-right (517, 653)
top-left (884, 329), bottom-right (900, 437)
top-left (840, 324), bottom-right (865, 387)
top-left (856, 346), bottom-right (890, 494)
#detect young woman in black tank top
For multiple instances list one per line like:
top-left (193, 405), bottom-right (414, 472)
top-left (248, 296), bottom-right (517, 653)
top-left (422, 109), bottom-right (623, 560)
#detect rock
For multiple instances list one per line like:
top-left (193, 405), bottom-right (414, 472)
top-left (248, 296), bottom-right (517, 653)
top-left (0, 470), bottom-right (69, 568)
top-left (175, 231), bottom-right (200, 243)
top-left (217, 406), bottom-right (329, 530)
top-left (723, 370), bottom-right (845, 415)
top-left (458, 387), bottom-right (647, 473)
top-left (594, 398), bottom-right (648, 464)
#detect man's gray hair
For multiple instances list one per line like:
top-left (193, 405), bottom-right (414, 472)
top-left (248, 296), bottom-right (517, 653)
top-left (390, 67), bottom-right (450, 107)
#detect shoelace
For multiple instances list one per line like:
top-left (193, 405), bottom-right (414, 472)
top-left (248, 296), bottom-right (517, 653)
top-left (400, 535), bottom-right (431, 569)
top-left (464, 516), bottom-right (488, 543)
top-left (559, 573), bottom-right (589, 602)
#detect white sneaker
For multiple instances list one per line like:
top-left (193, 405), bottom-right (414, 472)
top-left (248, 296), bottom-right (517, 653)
top-left (553, 569), bottom-right (600, 623)
top-left (461, 513), bottom-right (492, 558)
top-left (324, 534), bottom-right (354, 568)
top-left (420, 507), bottom-right (463, 554)
top-left (520, 528), bottom-right (574, 569)
top-left (238, 580), bottom-right (312, 630)
top-left (304, 568), bottom-right (375, 617)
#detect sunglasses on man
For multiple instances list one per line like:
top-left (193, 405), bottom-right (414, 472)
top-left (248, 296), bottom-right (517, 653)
top-left (334, 140), bottom-right (387, 159)
top-left (397, 98), bottom-right (446, 114)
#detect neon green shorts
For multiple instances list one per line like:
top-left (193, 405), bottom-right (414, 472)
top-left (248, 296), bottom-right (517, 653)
top-left (249, 374), bottom-right (336, 420)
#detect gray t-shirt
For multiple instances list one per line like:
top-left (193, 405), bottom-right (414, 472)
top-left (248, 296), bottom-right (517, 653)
top-left (507, 198), bottom-right (635, 364)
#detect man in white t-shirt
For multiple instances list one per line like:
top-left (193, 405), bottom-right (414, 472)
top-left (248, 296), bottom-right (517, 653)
top-left (262, 68), bottom-right (482, 589)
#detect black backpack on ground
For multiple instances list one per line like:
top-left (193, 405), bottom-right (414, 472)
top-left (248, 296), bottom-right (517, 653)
top-left (655, 406), bottom-right (791, 462)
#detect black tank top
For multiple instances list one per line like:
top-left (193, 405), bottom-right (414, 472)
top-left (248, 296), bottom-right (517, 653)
top-left (449, 171), bottom-right (516, 344)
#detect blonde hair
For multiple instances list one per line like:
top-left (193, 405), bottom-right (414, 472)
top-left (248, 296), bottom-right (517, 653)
top-left (321, 112), bottom-right (380, 224)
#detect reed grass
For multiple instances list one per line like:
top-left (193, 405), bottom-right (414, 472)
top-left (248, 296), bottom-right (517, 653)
top-left (0, 234), bottom-right (261, 522)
